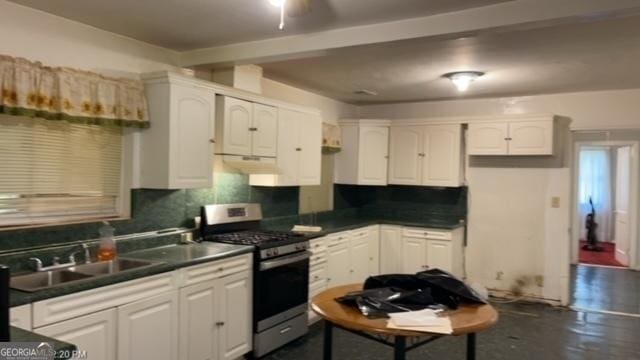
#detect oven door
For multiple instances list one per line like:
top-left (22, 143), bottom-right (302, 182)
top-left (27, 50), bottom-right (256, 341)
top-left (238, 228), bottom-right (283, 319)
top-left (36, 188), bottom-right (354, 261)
top-left (255, 251), bottom-right (310, 332)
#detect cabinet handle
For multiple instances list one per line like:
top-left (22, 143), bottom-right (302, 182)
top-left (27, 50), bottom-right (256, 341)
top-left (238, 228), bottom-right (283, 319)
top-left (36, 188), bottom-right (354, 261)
top-left (295, 147), bottom-right (302, 151)
top-left (217, 267), bottom-right (224, 272)
top-left (418, 153), bottom-right (426, 157)
top-left (209, 139), bottom-right (216, 143)
top-left (249, 127), bottom-right (258, 131)
top-left (504, 137), bottom-right (513, 141)
top-left (216, 321), bottom-right (225, 327)
top-left (350, 269), bottom-right (354, 273)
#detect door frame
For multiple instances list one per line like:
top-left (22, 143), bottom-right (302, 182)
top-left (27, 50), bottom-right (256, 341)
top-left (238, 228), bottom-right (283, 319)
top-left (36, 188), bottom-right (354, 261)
top-left (570, 140), bottom-right (639, 270)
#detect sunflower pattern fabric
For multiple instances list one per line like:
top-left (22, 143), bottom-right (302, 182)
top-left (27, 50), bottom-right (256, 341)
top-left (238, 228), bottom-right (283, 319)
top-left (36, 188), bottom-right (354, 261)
top-left (0, 54), bottom-right (149, 128)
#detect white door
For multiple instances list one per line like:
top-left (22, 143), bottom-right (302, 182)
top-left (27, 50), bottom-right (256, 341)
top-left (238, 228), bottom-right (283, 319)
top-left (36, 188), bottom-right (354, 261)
top-left (349, 231), bottom-right (371, 283)
top-left (380, 226), bottom-right (403, 274)
top-left (36, 308), bottom-right (116, 360)
top-left (508, 120), bottom-right (553, 155)
top-left (614, 146), bottom-right (632, 266)
top-left (422, 125), bottom-right (461, 187)
top-left (358, 127), bottom-right (389, 185)
top-left (118, 291), bottom-right (179, 360)
top-left (251, 103), bottom-right (278, 157)
top-left (388, 126), bottom-right (423, 185)
top-left (367, 227), bottom-right (381, 276)
top-left (467, 122), bottom-right (509, 155)
top-left (274, 108), bottom-right (301, 186)
top-left (179, 281), bottom-right (217, 360)
top-left (425, 240), bottom-right (453, 272)
top-left (402, 237), bottom-right (427, 273)
top-left (298, 113), bottom-right (322, 186)
top-left (171, 84), bottom-right (216, 188)
top-left (222, 97), bottom-right (253, 156)
top-left (218, 271), bottom-right (252, 360)
top-left (327, 244), bottom-right (351, 287)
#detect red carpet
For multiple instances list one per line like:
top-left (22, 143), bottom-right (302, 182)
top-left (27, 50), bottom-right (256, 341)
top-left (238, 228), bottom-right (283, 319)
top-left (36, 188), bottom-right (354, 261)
top-left (579, 240), bottom-right (625, 267)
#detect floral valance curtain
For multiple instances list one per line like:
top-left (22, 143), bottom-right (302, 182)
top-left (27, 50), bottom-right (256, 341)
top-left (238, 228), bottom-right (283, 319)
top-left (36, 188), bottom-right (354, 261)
top-left (0, 55), bottom-right (149, 128)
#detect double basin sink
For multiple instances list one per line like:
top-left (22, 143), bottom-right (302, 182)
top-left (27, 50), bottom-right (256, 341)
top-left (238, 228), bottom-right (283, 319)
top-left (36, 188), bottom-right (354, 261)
top-left (10, 258), bottom-right (159, 292)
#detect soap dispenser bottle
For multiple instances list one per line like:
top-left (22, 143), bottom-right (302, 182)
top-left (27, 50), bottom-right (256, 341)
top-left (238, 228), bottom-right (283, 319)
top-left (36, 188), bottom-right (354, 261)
top-left (98, 221), bottom-right (117, 261)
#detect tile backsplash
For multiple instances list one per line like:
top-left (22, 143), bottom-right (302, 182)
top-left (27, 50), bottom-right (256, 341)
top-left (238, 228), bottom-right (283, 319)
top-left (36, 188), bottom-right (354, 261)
top-left (0, 173), bottom-right (299, 252)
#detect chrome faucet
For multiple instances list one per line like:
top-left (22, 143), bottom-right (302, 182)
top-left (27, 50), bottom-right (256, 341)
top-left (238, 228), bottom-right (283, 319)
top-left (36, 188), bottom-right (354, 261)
top-left (81, 243), bottom-right (92, 264)
top-left (29, 255), bottom-right (77, 272)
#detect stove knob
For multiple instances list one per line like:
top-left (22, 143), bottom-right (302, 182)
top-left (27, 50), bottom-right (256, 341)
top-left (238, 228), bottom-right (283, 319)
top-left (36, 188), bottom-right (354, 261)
top-left (266, 249), bottom-right (273, 257)
top-left (273, 248), bottom-right (279, 255)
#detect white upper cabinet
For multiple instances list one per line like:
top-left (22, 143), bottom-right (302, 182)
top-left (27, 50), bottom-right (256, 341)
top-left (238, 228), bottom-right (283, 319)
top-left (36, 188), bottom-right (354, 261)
top-left (252, 103), bottom-right (278, 157)
top-left (220, 97), bottom-right (253, 156)
top-left (422, 125), bottom-right (463, 187)
top-left (216, 96), bottom-right (279, 158)
top-left (467, 116), bottom-right (554, 156)
top-left (334, 120), bottom-right (390, 186)
top-left (250, 108), bottom-right (322, 187)
top-left (141, 77), bottom-right (216, 189)
top-left (389, 124), bottom-right (463, 187)
top-left (388, 126), bottom-right (423, 185)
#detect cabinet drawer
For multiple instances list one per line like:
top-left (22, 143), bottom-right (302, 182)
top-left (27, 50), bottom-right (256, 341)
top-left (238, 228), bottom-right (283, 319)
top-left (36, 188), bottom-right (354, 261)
top-left (327, 232), bottom-right (350, 247)
top-left (309, 252), bottom-right (327, 267)
top-left (179, 253), bottom-right (252, 287)
top-left (33, 272), bottom-right (176, 328)
top-left (309, 264), bottom-right (327, 285)
top-left (309, 238), bottom-right (327, 254)
top-left (402, 227), bottom-right (452, 241)
top-left (350, 227), bottom-right (370, 238)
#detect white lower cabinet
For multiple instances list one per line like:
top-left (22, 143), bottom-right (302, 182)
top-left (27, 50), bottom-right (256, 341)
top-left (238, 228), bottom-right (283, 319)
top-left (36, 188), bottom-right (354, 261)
top-left (36, 308), bottom-right (116, 360)
top-left (10, 304), bottom-right (32, 331)
top-left (218, 271), bottom-right (252, 360)
top-left (402, 236), bottom-right (428, 273)
top-left (379, 225), bottom-right (403, 274)
top-left (400, 227), bottom-right (464, 277)
top-left (118, 291), bottom-right (179, 360)
top-left (326, 227), bottom-right (380, 289)
top-left (178, 257), bottom-right (253, 360)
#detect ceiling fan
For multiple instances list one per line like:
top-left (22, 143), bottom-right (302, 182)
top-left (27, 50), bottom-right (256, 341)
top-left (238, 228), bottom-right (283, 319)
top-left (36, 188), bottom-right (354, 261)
top-left (268, 0), bottom-right (312, 29)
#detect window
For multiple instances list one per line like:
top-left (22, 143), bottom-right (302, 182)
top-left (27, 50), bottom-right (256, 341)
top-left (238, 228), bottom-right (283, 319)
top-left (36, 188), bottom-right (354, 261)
top-left (0, 116), bottom-right (125, 227)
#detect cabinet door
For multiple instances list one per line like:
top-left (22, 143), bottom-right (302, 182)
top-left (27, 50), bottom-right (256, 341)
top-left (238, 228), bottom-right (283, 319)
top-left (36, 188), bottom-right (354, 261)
top-left (367, 227), bottom-right (381, 276)
top-left (36, 308), bottom-right (116, 360)
top-left (118, 291), bottom-right (179, 360)
top-left (298, 114), bottom-right (322, 186)
top-left (170, 84), bottom-right (216, 188)
top-left (402, 237), bottom-right (427, 274)
top-left (425, 240), bottom-right (453, 273)
top-left (273, 108), bottom-right (301, 186)
top-left (179, 281), bottom-right (217, 360)
top-left (349, 230), bottom-right (370, 283)
top-left (358, 126), bottom-right (389, 185)
top-left (327, 244), bottom-right (351, 288)
top-left (380, 226), bottom-right (403, 274)
top-left (388, 126), bottom-right (423, 185)
top-left (467, 122), bottom-right (508, 155)
top-left (222, 97), bottom-right (253, 156)
top-left (508, 120), bottom-right (553, 155)
top-left (422, 124), bottom-right (462, 187)
top-left (218, 271), bottom-right (252, 360)
top-left (252, 103), bottom-right (278, 157)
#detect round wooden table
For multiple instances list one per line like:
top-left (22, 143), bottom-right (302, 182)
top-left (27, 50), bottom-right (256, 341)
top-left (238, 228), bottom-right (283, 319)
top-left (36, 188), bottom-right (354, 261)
top-left (311, 284), bottom-right (498, 360)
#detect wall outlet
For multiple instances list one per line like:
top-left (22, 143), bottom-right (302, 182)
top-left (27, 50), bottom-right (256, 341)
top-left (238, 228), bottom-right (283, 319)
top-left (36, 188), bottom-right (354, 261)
top-left (551, 196), bottom-right (560, 208)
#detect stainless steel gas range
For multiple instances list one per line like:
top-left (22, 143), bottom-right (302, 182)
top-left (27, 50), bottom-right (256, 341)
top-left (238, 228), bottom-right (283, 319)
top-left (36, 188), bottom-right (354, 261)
top-left (200, 203), bottom-right (310, 357)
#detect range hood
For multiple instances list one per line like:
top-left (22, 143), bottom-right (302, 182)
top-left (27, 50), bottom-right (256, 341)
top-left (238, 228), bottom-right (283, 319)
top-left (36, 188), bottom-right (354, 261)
top-left (221, 155), bottom-right (279, 174)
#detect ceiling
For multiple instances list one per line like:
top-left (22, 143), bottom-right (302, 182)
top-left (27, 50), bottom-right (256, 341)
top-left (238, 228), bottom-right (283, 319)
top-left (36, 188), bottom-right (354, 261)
top-left (8, 0), bottom-right (510, 51)
top-left (259, 15), bottom-right (640, 104)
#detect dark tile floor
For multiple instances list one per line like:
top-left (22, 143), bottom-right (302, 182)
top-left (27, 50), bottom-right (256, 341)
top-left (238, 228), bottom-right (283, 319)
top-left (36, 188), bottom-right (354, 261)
top-left (571, 264), bottom-right (640, 314)
top-left (264, 302), bottom-right (640, 360)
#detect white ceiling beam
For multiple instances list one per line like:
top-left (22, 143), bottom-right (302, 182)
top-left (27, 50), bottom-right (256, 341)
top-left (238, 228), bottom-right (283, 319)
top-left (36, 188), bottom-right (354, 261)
top-left (179, 0), bottom-right (640, 67)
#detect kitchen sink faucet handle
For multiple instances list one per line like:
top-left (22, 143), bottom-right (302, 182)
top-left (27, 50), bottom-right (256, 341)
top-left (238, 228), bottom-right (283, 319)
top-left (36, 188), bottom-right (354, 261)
top-left (29, 257), bottom-right (43, 271)
top-left (81, 243), bottom-right (92, 264)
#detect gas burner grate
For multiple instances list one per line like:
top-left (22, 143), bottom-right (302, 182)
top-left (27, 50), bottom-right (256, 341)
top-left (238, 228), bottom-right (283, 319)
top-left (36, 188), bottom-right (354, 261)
top-left (204, 230), bottom-right (304, 246)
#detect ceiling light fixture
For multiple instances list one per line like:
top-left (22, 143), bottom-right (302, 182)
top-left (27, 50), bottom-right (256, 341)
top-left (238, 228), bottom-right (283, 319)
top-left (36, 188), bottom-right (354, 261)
top-left (444, 71), bottom-right (484, 92)
top-left (268, 0), bottom-right (287, 30)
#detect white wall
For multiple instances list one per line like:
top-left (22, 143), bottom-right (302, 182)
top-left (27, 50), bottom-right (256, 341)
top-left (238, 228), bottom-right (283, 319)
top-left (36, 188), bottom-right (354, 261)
top-left (359, 88), bottom-right (640, 130)
top-left (0, 1), bottom-right (179, 77)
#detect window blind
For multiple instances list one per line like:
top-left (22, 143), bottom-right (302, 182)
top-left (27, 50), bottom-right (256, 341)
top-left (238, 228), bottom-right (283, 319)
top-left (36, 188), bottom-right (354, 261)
top-left (0, 116), bottom-right (123, 227)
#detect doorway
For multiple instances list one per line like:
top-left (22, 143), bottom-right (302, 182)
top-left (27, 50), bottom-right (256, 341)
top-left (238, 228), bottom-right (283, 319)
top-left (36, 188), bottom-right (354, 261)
top-left (569, 140), bottom-right (639, 314)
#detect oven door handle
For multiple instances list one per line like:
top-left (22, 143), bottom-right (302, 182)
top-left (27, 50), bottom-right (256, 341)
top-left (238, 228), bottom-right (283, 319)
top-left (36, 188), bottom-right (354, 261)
top-left (259, 251), bottom-right (311, 271)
